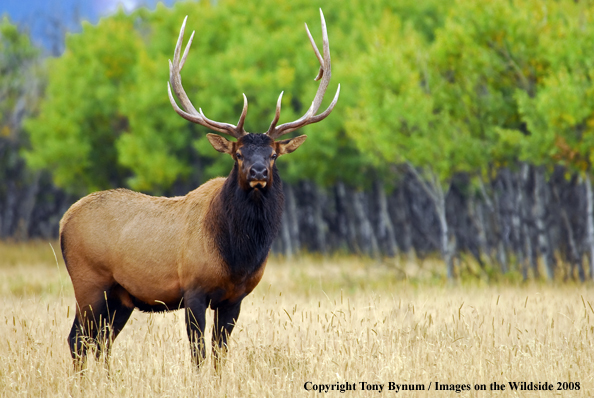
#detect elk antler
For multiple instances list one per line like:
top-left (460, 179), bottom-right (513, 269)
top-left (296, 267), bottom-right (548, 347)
top-left (167, 16), bottom-right (248, 139)
top-left (266, 9), bottom-right (341, 140)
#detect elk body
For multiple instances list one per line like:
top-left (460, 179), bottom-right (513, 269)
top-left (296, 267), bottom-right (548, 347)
top-left (61, 10), bottom-right (339, 368)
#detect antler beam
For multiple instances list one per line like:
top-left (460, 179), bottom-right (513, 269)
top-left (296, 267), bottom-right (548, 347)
top-left (266, 9), bottom-right (341, 139)
top-left (167, 10), bottom-right (339, 141)
top-left (167, 16), bottom-right (247, 139)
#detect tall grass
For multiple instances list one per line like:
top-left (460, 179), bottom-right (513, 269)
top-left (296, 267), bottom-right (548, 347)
top-left (0, 242), bottom-right (592, 397)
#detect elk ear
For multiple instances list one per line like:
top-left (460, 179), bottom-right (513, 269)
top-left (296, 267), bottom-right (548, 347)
top-left (275, 135), bottom-right (307, 156)
top-left (206, 133), bottom-right (235, 154)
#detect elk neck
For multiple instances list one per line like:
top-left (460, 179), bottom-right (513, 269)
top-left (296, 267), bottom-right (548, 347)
top-left (210, 163), bottom-right (284, 280)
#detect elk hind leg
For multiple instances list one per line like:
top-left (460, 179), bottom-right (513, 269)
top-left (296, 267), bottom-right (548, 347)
top-left (212, 300), bottom-right (241, 370)
top-left (68, 315), bottom-right (87, 369)
top-left (68, 298), bottom-right (109, 369)
top-left (98, 290), bottom-right (135, 364)
top-left (69, 284), bottom-right (133, 368)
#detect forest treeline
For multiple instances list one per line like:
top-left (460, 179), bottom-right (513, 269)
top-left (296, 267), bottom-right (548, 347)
top-left (2, 0), bottom-right (594, 281)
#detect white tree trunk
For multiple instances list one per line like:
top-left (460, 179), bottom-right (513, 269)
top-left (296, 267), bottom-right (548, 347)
top-left (585, 174), bottom-right (594, 280)
top-left (352, 190), bottom-right (379, 258)
top-left (437, 195), bottom-right (454, 280)
top-left (394, 187), bottom-right (415, 261)
top-left (533, 167), bottom-right (553, 280)
top-left (282, 184), bottom-right (300, 256)
top-left (520, 164), bottom-right (537, 278)
top-left (407, 164), bottom-right (454, 280)
top-left (374, 179), bottom-right (398, 257)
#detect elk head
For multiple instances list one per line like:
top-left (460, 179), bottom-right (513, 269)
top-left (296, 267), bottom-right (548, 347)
top-left (167, 9), bottom-right (340, 192)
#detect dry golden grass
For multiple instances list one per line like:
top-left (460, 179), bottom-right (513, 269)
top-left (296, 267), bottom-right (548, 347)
top-left (0, 241), bottom-right (593, 397)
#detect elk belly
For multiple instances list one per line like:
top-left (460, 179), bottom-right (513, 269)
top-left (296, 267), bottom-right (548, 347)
top-left (112, 267), bottom-right (182, 308)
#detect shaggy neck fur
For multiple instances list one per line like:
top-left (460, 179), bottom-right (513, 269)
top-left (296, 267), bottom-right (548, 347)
top-left (211, 164), bottom-right (284, 280)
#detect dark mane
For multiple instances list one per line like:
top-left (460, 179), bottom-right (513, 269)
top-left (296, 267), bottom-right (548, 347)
top-left (211, 163), bottom-right (284, 279)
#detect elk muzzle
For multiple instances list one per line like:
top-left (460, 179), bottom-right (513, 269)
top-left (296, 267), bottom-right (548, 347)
top-left (248, 162), bottom-right (268, 188)
top-left (248, 163), bottom-right (268, 188)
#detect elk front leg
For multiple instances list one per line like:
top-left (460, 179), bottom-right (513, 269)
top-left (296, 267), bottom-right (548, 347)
top-left (212, 300), bottom-right (241, 368)
top-left (184, 293), bottom-right (208, 368)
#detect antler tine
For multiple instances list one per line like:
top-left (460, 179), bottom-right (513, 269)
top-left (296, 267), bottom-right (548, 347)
top-left (268, 91), bottom-right (284, 133)
top-left (180, 30), bottom-right (195, 71)
top-left (173, 16), bottom-right (187, 66)
top-left (168, 17), bottom-right (247, 139)
top-left (267, 9), bottom-right (340, 140)
top-left (236, 93), bottom-right (249, 133)
top-left (305, 23), bottom-right (324, 81)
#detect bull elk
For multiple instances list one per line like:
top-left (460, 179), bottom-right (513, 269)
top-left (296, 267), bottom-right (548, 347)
top-left (61, 9), bottom-right (339, 368)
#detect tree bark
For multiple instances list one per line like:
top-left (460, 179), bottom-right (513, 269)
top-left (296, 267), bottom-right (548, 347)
top-left (279, 210), bottom-right (293, 258)
top-left (373, 179), bottom-right (398, 257)
top-left (1, 181), bottom-right (17, 238)
top-left (552, 176), bottom-right (584, 281)
top-left (511, 168), bottom-right (526, 280)
top-left (437, 193), bottom-right (454, 280)
top-left (469, 196), bottom-right (487, 268)
top-left (519, 164), bottom-right (536, 279)
top-left (335, 181), bottom-right (360, 253)
top-left (299, 181), bottom-right (327, 254)
top-left (352, 190), bottom-right (379, 258)
top-left (585, 174), bottom-right (594, 280)
top-left (395, 186), bottom-right (416, 261)
top-left (492, 175), bottom-right (509, 274)
top-left (477, 176), bottom-right (498, 267)
top-left (281, 183), bottom-right (300, 257)
top-left (14, 171), bottom-right (41, 241)
top-left (407, 164), bottom-right (454, 279)
top-left (533, 166), bottom-right (554, 280)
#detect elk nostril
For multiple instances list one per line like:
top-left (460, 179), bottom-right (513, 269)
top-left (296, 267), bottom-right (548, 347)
top-left (249, 164), bottom-right (267, 180)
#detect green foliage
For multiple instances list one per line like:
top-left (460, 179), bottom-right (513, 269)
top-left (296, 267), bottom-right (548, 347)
top-left (0, 16), bottom-right (39, 138)
top-left (512, 2), bottom-right (594, 173)
top-left (23, 0), bottom-right (594, 195)
top-left (0, 16), bottom-right (43, 209)
top-left (24, 13), bottom-right (142, 194)
top-left (347, 0), bottom-right (594, 195)
top-left (346, 7), bottom-right (464, 190)
top-left (23, 0), bottom-right (453, 195)
top-left (427, 0), bottom-right (594, 176)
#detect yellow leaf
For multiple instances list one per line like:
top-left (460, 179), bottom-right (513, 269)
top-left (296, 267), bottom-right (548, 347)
top-left (1, 125), bottom-right (11, 137)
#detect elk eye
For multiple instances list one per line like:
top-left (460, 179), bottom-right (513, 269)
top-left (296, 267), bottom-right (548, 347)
top-left (271, 154), bottom-right (278, 160)
top-left (236, 153), bottom-right (243, 160)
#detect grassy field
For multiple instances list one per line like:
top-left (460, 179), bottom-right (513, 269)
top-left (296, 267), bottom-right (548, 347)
top-left (0, 241), bottom-right (593, 397)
